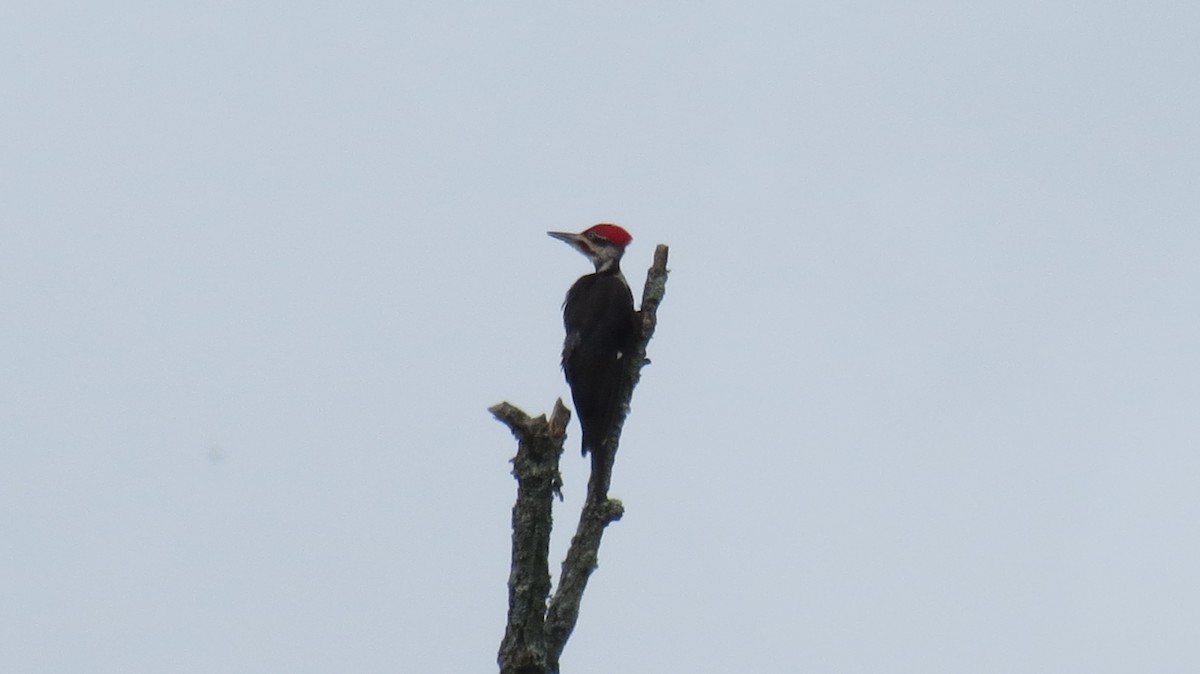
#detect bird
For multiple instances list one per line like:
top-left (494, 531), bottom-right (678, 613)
top-left (547, 224), bottom-right (638, 462)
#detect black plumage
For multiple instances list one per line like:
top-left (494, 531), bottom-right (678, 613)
top-left (561, 270), bottom-right (637, 457)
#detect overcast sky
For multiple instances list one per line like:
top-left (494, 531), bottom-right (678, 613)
top-left (3, 2), bottom-right (1199, 673)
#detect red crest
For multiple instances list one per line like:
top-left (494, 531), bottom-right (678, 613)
top-left (583, 223), bottom-right (633, 248)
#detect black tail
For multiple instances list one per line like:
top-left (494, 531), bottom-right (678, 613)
top-left (575, 362), bottom-right (624, 458)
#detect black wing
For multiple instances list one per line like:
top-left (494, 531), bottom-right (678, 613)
top-left (561, 273), bottom-right (637, 456)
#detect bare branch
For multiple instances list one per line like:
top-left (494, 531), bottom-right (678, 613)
top-left (494, 400), bottom-right (570, 674)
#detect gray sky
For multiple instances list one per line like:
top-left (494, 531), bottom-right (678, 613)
top-left (3, 2), bottom-right (1198, 672)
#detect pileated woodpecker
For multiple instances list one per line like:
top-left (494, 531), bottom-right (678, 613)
top-left (547, 224), bottom-right (637, 460)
